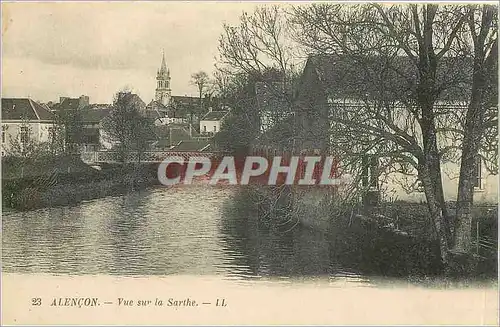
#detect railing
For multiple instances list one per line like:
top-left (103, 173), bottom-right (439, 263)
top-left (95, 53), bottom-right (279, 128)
top-left (81, 151), bottom-right (99, 164)
top-left (81, 150), bottom-right (221, 164)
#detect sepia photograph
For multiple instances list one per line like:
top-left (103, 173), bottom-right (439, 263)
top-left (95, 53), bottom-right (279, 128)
top-left (1, 1), bottom-right (499, 325)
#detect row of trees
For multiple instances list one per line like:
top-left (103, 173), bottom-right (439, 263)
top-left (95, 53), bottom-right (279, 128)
top-left (211, 4), bottom-right (498, 268)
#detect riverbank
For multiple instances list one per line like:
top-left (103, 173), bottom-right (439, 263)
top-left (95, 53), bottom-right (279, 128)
top-left (2, 154), bottom-right (160, 211)
top-left (330, 201), bottom-right (497, 278)
top-left (235, 186), bottom-right (498, 279)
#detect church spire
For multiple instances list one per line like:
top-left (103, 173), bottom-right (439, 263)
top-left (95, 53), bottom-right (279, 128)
top-left (155, 50), bottom-right (172, 106)
top-left (160, 49), bottom-right (167, 74)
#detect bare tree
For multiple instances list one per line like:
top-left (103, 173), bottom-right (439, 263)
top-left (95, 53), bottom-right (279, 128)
top-left (7, 116), bottom-right (38, 160)
top-left (216, 5), bottom-right (303, 152)
top-left (213, 73), bottom-right (261, 155)
top-left (291, 3), bottom-right (496, 266)
top-left (52, 107), bottom-right (84, 155)
top-left (218, 5), bottom-right (300, 78)
top-left (48, 115), bottom-right (66, 156)
top-left (453, 5), bottom-right (498, 254)
top-left (101, 91), bottom-right (155, 163)
top-left (5, 112), bottom-right (54, 178)
top-left (191, 71), bottom-right (210, 118)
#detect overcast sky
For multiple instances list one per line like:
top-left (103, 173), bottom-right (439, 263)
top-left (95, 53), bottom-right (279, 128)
top-left (1, 1), bottom-right (264, 104)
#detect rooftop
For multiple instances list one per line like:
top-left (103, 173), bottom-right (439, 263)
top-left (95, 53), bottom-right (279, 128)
top-left (172, 95), bottom-right (198, 106)
top-left (303, 54), bottom-right (472, 102)
top-left (80, 106), bottom-right (112, 123)
top-left (1, 98), bottom-right (55, 121)
top-left (201, 110), bottom-right (229, 121)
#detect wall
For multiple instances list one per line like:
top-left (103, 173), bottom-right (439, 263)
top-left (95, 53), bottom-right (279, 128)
top-left (38, 123), bottom-right (53, 143)
top-left (383, 160), bottom-right (498, 204)
top-left (155, 117), bottom-right (188, 126)
top-left (1, 122), bottom-right (49, 154)
top-left (322, 96), bottom-right (498, 205)
top-left (200, 120), bottom-right (221, 134)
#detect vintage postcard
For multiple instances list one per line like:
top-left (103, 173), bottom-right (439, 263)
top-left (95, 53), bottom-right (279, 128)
top-left (1, 1), bottom-right (499, 325)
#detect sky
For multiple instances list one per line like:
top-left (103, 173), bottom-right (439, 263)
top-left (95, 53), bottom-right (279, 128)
top-left (1, 1), bottom-right (264, 104)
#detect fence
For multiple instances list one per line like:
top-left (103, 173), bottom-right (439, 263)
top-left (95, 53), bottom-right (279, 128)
top-left (80, 150), bottom-right (221, 164)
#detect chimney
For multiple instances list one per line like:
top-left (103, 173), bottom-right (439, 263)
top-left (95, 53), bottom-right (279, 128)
top-left (79, 95), bottom-right (90, 108)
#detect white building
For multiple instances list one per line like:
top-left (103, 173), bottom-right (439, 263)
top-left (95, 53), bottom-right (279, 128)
top-left (1, 98), bottom-right (56, 156)
top-left (328, 99), bottom-right (498, 204)
top-left (199, 108), bottom-right (229, 135)
top-left (294, 54), bottom-right (498, 204)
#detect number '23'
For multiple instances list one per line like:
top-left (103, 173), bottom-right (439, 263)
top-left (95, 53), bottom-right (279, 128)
top-left (31, 298), bottom-right (42, 306)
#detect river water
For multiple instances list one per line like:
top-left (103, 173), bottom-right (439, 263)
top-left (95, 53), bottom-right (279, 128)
top-left (2, 186), bottom-right (369, 284)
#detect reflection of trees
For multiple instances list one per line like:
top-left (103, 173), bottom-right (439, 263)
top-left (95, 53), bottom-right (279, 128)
top-left (218, 187), bottom-right (333, 278)
top-left (219, 187), bottom-right (439, 279)
top-left (105, 191), bottom-right (151, 275)
top-left (250, 200), bottom-right (446, 278)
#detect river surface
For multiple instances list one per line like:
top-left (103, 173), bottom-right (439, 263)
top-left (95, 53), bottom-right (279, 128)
top-left (2, 186), bottom-right (369, 284)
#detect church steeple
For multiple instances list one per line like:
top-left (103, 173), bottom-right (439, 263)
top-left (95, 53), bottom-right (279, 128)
top-left (160, 50), bottom-right (167, 74)
top-left (155, 50), bottom-right (171, 106)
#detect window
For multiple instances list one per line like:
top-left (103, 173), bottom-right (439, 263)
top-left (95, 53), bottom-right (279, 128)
top-left (213, 125), bottom-right (217, 132)
top-left (203, 125), bottom-right (207, 133)
top-left (1, 126), bottom-right (5, 144)
top-left (474, 156), bottom-right (482, 189)
top-left (361, 155), bottom-right (378, 189)
top-left (20, 126), bottom-right (29, 144)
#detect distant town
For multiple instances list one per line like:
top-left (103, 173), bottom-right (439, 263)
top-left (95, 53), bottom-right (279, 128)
top-left (1, 52), bottom-right (232, 157)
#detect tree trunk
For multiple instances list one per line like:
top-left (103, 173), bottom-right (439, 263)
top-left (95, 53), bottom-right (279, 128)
top-left (453, 55), bottom-right (488, 254)
top-left (453, 107), bottom-right (482, 254)
top-left (415, 21), bottom-right (453, 260)
top-left (453, 7), bottom-right (497, 254)
top-left (427, 142), bottom-right (452, 244)
top-left (419, 165), bottom-right (450, 264)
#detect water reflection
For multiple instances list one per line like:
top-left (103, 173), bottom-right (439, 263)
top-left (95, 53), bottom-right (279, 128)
top-left (2, 186), bottom-right (368, 285)
top-left (218, 191), bottom-right (364, 283)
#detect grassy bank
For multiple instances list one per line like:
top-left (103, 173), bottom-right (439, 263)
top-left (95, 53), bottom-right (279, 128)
top-left (2, 154), bottom-right (160, 211)
top-left (330, 201), bottom-right (498, 279)
top-left (233, 187), bottom-right (497, 279)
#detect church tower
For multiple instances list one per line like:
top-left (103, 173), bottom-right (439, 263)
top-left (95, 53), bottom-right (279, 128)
top-left (155, 51), bottom-right (171, 106)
